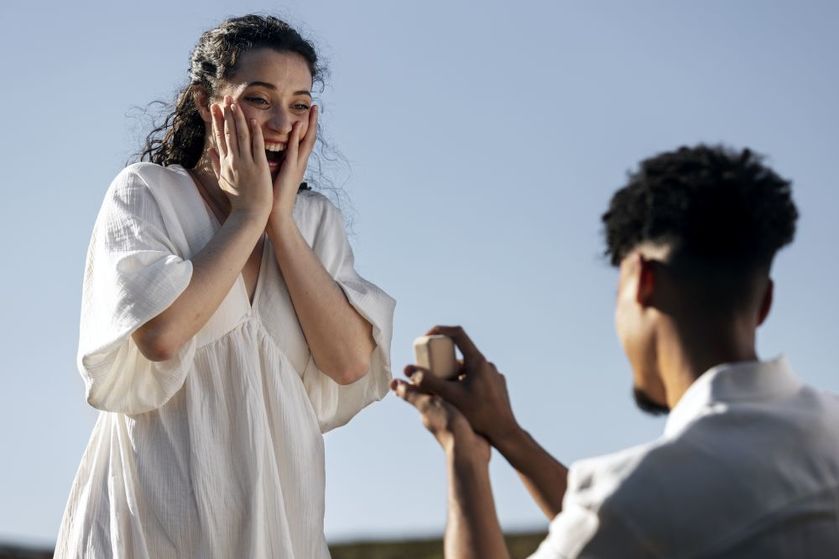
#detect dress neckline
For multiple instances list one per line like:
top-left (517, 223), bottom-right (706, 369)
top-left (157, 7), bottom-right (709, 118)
top-left (183, 167), bottom-right (267, 309)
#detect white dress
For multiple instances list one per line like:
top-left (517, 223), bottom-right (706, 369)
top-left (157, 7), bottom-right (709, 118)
top-left (55, 163), bottom-right (395, 559)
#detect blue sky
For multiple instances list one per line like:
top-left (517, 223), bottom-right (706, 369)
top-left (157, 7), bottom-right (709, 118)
top-left (1, 0), bottom-right (837, 545)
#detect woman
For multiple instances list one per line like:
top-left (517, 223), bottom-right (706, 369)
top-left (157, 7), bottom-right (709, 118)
top-left (55, 15), bottom-right (394, 559)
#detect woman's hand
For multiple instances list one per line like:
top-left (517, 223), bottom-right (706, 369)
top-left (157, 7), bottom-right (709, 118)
top-left (208, 96), bottom-right (274, 219)
top-left (271, 105), bottom-right (319, 220)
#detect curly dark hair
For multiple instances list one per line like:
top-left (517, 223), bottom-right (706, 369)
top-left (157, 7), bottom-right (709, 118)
top-left (137, 14), bottom-right (324, 171)
top-left (602, 145), bottom-right (798, 275)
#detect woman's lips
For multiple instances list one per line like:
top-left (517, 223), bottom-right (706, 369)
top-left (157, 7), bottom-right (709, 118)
top-left (266, 149), bottom-right (284, 172)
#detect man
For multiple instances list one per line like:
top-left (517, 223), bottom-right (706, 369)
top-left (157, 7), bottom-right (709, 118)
top-left (392, 145), bottom-right (839, 558)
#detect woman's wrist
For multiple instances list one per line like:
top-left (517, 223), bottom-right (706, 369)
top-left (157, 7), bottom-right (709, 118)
top-left (223, 213), bottom-right (268, 243)
top-left (266, 208), bottom-right (298, 236)
top-left (228, 206), bottom-right (271, 228)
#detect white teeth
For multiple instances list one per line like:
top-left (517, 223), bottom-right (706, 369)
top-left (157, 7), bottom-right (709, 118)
top-left (265, 143), bottom-right (285, 152)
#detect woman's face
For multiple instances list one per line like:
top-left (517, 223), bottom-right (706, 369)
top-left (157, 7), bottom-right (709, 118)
top-left (209, 48), bottom-right (315, 177)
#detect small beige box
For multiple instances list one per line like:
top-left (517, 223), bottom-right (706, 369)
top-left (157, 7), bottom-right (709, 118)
top-left (413, 335), bottom-right (458, 379)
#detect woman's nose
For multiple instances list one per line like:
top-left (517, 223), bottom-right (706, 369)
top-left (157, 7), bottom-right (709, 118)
top-left (267, 108), bottom-right (294, 134)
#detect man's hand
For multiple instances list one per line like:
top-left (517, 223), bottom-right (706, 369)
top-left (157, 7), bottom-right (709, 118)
top-left (401, 325), bottom-right (569, 522)
top-left (391, 378), bottom-right (491, 462)
top-left (405, 326), bottom-right (521, 448)
top-left (392, 376), bottom-right (509, 559)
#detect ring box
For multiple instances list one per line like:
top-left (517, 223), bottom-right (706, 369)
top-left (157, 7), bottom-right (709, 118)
top-left (413, 335), bottom-right (458, 379)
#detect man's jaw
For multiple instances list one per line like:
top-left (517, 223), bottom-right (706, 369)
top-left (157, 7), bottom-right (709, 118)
top-left (633, 386), bottom-right (670, 416)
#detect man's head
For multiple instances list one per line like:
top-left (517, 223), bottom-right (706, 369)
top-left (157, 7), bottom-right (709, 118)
top-left (602, 145), bottom-right (798, 414)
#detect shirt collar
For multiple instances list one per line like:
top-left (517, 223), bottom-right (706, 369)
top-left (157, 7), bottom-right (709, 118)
top-left (664, 356), bottom-right (800, 437)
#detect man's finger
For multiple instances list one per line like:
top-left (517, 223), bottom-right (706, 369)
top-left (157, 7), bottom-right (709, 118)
top-left (390, 379), bottom-right (433, 409)
top-left (407, 367), bottom-right (466, 407)
top-left (428, 325), bottom-right (483, 362)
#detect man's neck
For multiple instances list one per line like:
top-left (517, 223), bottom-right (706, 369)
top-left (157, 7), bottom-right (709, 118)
top-left (660, 316), bottom-right (759, 409)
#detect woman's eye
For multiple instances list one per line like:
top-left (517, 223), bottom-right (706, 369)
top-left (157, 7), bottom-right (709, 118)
top-left (293, 103), bottom-right (311, 111)
top-left (246, 97), bottom-right (269, 106)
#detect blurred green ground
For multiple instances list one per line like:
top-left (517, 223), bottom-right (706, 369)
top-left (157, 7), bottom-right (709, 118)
top-left (0, 531), bottom-right (546, 558)
top-left (329, 531), bottom-right (546, 559)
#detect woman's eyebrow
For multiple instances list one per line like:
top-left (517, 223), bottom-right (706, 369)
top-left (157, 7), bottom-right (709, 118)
top-left (245, 81), bottom-right (312, 97)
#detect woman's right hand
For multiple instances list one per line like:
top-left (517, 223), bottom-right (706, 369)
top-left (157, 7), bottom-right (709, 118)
top-left (208, 96), bottom-right (274, 218)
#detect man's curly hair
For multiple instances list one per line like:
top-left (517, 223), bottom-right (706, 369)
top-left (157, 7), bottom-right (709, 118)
top-left (602, 145), bottom-right (798, 272)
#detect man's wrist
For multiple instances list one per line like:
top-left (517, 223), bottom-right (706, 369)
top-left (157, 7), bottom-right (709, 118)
top-left (491, 423), bottom-right (529, 457)
top-left (447, 441), bottom-right (490, 470)
top-left (444, 429), bottom-right (489, 465)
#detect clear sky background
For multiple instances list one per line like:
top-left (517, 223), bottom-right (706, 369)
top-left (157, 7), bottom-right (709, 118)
top-left (1, 0), bottom-right (837, 546)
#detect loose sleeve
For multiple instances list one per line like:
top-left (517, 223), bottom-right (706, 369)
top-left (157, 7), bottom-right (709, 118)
top-left (77, 168), bottom-right (195, 415)
top-left (528, 461), bottom-right (657, 559)
top-left (529, 504), bottom-right (654, 559)
top-left (300, 195), bottom-right (395, 433)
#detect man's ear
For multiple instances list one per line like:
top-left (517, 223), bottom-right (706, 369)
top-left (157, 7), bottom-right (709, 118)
top-left (636, 255), bottom-right (656, 307)
top-left (193, 86), bottom-right (212, 123)
top-left (757, 278), bottom-right (774, 326)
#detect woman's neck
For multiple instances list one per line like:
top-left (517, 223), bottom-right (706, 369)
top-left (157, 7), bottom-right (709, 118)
top-left (191, 154), bottom-right (230, 218)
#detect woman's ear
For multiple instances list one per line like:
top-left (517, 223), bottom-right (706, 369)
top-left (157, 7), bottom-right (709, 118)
top-left (193, 86), bottom-right (212, 123)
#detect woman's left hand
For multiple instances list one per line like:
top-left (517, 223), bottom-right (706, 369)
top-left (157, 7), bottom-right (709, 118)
top-left (271, 105), bottom-right (318, 220)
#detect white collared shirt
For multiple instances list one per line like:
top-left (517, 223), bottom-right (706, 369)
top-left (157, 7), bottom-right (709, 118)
top-left (530, 357), bottom-right (839, 558)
